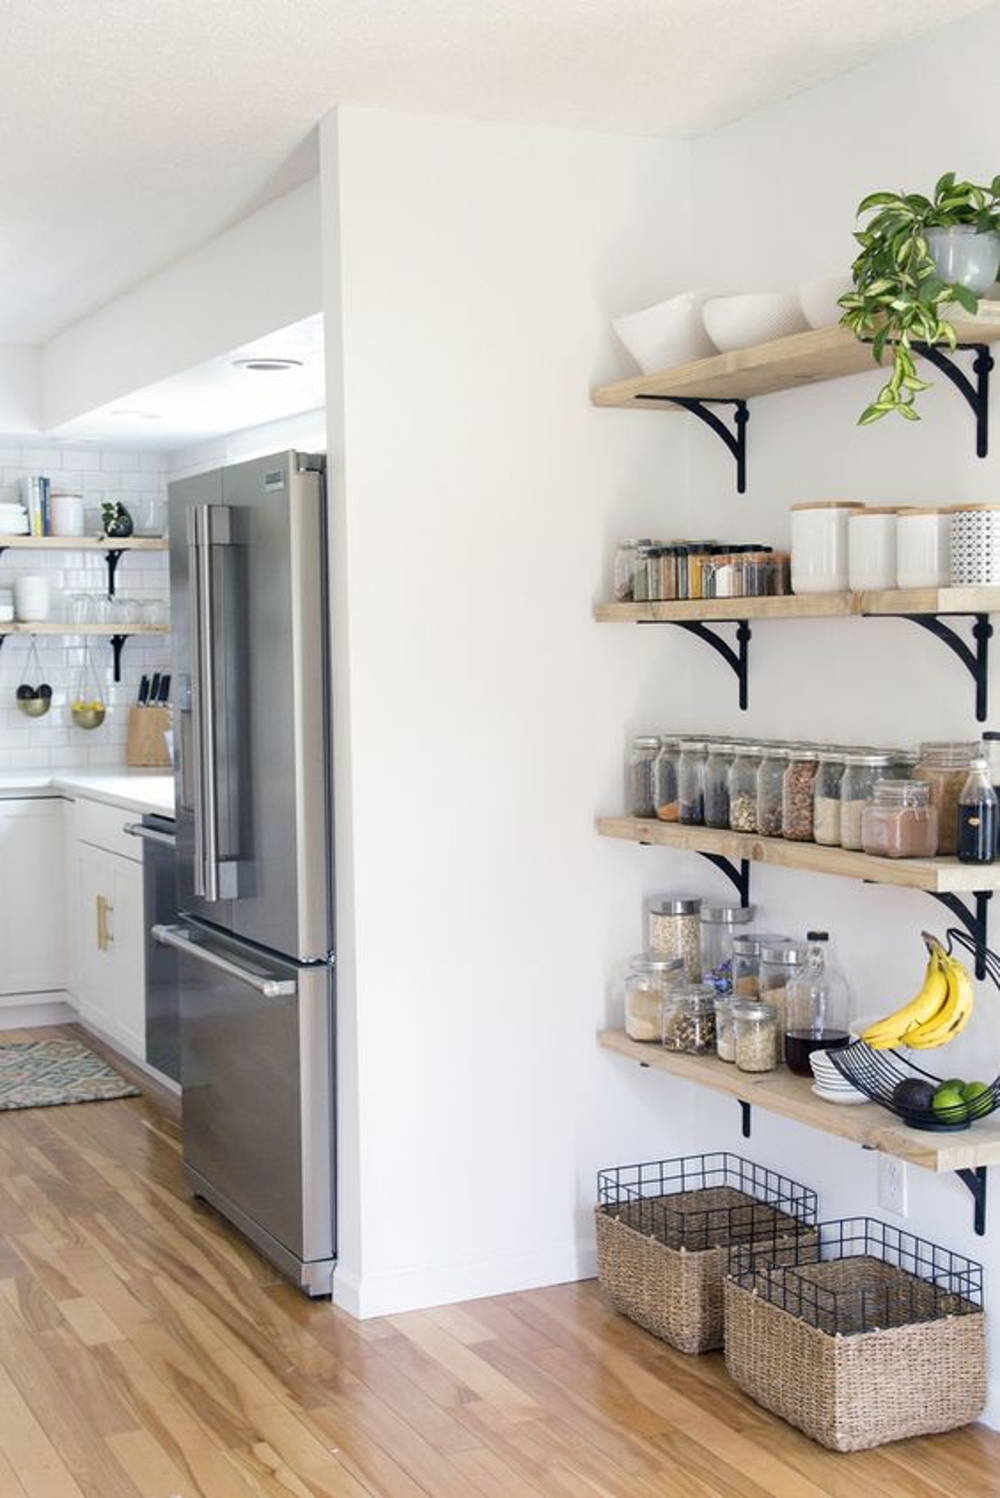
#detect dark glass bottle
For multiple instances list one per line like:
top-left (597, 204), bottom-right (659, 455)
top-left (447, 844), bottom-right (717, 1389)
top-left (982, 732), bottom-right (1000, 856)
top-left (957, 758), bottom-right (997, 864)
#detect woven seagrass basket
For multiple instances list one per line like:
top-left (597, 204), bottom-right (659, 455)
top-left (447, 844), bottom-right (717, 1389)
top-left (595, 1153), bottom-right (817, 1355)
top-left (724, 1217), bottom-right (986, 1450)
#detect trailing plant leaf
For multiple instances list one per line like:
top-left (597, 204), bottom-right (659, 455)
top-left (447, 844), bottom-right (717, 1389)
top-left (839, 171), bottom-right (999, 423)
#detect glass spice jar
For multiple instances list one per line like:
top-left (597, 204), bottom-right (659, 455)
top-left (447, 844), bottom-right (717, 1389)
top-left (728, 744), bottom-right (761, 832)
top-left (914, 741), bottom-right (979, 856)
top-left (758, 939), bottom-right (810, 1036)
top-left (678, 740), bottom-right (707, 825)
top-left (733, 1001), bottom-right (780, 1073)
top-left (887, 748), bottom-right (919, 781)
top-left (662, 983), bottom-right (718, 1054)
top-left (782, 750), bottom-right (819, 841)
top-left (613, 539), bottom-right (653, 602)
top-left (624, 953), bottom-right (685, 1042)
top-left (647, 897), bottom-right (702, 980)
top-left (701, 903), bottom-right (755, 995)
top-left (653, 737), bottom-right (681, 821)
top-left (704, 743), bottom-right (734, 829)
top-left (861, 780), bottom-right (939, 858)
top-left (715, 996), bottom-right (736, 1061)
top-left (626, 736), bottom-right (660, 818)
top-left (757, 747), bottom-right (788, 837)
top-left (813, 752), bottom-right (845, 847)
top-left (839, 752), bottom-right (892, 851)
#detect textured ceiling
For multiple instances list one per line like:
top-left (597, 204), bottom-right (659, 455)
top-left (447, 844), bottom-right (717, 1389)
top-left (0, 0), bottom-right (991, 343)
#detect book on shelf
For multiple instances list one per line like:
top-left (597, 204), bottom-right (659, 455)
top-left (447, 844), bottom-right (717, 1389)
top-left (19, 474), bottom-right (50, 536)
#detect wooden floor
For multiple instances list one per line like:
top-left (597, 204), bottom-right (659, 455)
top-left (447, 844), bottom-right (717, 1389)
top-left (0, 1027), bottom-right (997, 1498)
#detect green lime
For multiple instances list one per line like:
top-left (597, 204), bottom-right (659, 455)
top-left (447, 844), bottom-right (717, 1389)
top-left (943, 1078), bottom-right (965, 1090)
top-left (932, 1085), bottom-right (968, 1121)
top-left (962, 1081), bottom-right (992, 1120)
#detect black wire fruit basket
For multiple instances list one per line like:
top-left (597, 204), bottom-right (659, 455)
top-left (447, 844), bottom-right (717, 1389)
top-left (830, 929), bottom-right (1000, 1132)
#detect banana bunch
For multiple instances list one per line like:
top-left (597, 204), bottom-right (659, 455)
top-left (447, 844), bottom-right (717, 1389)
top-left (861, 934), bottom-right (975, 1051)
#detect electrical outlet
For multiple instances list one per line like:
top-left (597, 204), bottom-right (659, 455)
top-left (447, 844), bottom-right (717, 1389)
top-left (878, 1155), bottom-right (908, 1216)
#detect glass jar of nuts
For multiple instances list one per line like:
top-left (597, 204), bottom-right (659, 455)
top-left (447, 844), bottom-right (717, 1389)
top-left (733, 1001), bottom-right (780, 1072)
top-left (728, 744), bottom-right (762, 832)
top-left (782, 750), bottom-right (819, 841)
top-left (757, 747), bottom-right (788, 837)
top-left (662, 984), bottom-right (718, 1053)
top-left (647, 896), bottom-right (702, 980)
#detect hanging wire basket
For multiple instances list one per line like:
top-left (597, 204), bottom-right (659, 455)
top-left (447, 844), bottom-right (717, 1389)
top-left (15, 637), bottom-right (52, 718)
top-left (71, 639), bottom-right (106, 730)
top-left (830, 928), bottom-right (1000, 1131)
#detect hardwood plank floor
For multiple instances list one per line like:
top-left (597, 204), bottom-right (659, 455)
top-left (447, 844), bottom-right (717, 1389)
top-left (0, 1024), bottom-right (997, 1498)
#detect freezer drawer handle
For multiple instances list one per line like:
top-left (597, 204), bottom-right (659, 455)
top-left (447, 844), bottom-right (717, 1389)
top-left (123, 822), bottom-right (176, 849)
top-left (151, 924), bottom-right (297, 999)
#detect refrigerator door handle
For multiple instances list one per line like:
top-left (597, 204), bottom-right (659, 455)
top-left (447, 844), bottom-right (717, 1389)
top-left (188, 504), bottom-right (235, 902)
top-left (152, 924), bottom-right (297, 998)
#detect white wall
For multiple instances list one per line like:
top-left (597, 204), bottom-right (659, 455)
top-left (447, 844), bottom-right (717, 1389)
top-left (0, 349), bottom-right (41, 435)
top-left (167, 408), bottom-right (327, 481)
top-left (681, 0), bottom-right (1000, 1424)
top-left (42, 180), bottom-right (322, 431)
top-left (322, 105), bottom-right (701, 1316)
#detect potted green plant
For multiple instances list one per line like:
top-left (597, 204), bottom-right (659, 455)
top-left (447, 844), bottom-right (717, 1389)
top-left (838, 172), bottom-right (1000, 424)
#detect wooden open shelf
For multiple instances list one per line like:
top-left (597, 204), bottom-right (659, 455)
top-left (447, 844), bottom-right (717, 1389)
top-left (596, 585), bottom-right (1000, 624)
top-left (0, 623), bottom-right (167, 638)
top-left (0, 536), bottom-right (166, 551)
top-left (597, 816), bottom-right (1000, 894)
top-left (599, 1029), bottom-right (1000, 1173)
top-left (592, 301), bottom-right (1000, 408)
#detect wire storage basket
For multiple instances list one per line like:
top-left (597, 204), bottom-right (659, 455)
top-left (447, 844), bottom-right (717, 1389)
top-left (724, 1217), bottom-right (986, 1451)
top-left (595, 1153), bottom-right (817, 1354)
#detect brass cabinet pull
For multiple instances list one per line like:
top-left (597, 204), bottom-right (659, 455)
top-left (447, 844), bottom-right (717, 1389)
top-left (96, 894), bottom-right (114, 952)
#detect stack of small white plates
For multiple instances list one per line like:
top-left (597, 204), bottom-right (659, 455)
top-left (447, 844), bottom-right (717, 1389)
top-left (0, 504), bottom-right (28, 536)
top-left (809, 1047), bottom-right (869, 1105)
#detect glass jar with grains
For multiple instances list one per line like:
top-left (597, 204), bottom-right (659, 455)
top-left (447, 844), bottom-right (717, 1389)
top-left (757, 747), bottom-right (788, 837)
top-left (704, 743), bottom-right (734, 829)
top-left (678, 740), bottom-right (707, 825)
top-left (627, 736), bottom-right (660, 818)
top-left (758, 939), bottom-right (809, 1036)
top-left (813, 752), bottom-right (845, 847)
top-left (613, 540), bottom-right (654, 602)
top-left (839, 752), bottom-right (892, 851)
top-left (624, 954), bottom-right (684, 1042)
top-left (733, 1001), bottom-right (780, 1073)
top-left (731, 931), bottom-right (792, 999)
top-left (715, 996), bottom-right (737, 1061)
top-left (914, 742), bottom-right (979, 856)
top-left (861, 780), bottom-right (939, 858)
top-left (782, 750), bottom-right (819, 841)
top-left (653, 737), bottom-right (681, 822)
top-left (728, 744), bottom-right (761, 832)
top-left (701, 903), bottom-right (755, 995)
top-left (647, 896), bottom-right (702, 980)
top-left (662, 984), bottom-right (718, 1054)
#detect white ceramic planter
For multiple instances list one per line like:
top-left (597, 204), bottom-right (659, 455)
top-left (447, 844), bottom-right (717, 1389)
top-left (950, 505), bottom-right (1000, 585)
top-left (926, 226), bottom-right (1000, 295)
top-left (790, 503), bottom-right (864, 594)
top-left (612, 289), bottom-right (717, 373)
top-left (896, 508), bottom-right (951, 589)
top-left (848, 509), bottom-right (898, 591)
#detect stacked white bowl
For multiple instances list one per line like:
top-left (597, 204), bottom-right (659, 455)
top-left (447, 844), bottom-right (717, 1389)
top-left (808, 1047), bottom-right (868, 1105)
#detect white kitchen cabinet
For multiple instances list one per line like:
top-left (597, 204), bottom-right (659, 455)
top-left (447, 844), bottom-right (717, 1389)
top-left (67, 802), bottom-right (146, 1061)
top-left (0, 797), bottom-right (65, 996)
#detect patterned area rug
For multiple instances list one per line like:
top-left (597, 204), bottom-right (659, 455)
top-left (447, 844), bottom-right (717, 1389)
top-left (0, 1039), bottom-right (140, 1111)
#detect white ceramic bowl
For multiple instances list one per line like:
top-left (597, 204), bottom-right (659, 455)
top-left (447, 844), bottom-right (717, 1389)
top-left (702, 293), bottom-right (809, 352)
top-left (612, 289), bottom-right (717, 373)
top-left (798, 274), bottom-right (853, 330)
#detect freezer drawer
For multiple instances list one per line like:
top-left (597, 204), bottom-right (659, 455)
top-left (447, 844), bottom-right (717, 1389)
top-left (155, 921), bottom-right (334, 1291)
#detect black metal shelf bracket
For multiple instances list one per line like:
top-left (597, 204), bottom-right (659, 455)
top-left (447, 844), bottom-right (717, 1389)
top-left (105, 549), bottom-right (125, 598)
top-left (739, 1100), bottom-right (752, 1139)
top-left (634, 395), bottom-right (750, 492)
top-left (110, 634), bottom-right (128, 684)
top-left (956, 1165), bottom-right (988, 1236)
top-left (912, 341), bottom-right (994, 459)
top-left (698, 852), bottom-right (751, 907)
top-left (889, 612), bottom-right (993, 723)
top-left (668, 619), bottom-right (752, 710)
top-left (927, 890), bottom-right (992, 980)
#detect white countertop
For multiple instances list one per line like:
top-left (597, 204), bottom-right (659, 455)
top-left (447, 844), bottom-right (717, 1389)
top-left (0, 768), bottom-right (174, 818)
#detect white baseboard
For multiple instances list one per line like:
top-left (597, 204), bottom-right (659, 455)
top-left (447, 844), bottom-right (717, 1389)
top-left (0, 993), bottom-right (75, 1029)
top-left (332, 1244), bottom-right (598, 1320)
top-left (74, 1017), bottom-right (181, 1096)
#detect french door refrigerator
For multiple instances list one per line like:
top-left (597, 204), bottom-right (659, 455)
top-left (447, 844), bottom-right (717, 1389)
top-left (154, 451), bottom-right (335, 1295)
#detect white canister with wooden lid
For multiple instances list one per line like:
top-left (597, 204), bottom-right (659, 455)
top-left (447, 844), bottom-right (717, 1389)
top-left (790, 502), bottom-right (864, 594)
top-left (847, 507), bottom-right (899, 591)
top-left (950, 504), bottom-right (1000, 585)
top-left (896, 507), bottom-right (951, 589)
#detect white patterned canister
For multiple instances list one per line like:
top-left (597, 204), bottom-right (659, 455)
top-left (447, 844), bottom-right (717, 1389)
top-left (950, 504), bottom-right (1000, 585)
top-left (896, 507), bottom-right (950, 589)
top-left (790, 502), bottom-right (864, 594)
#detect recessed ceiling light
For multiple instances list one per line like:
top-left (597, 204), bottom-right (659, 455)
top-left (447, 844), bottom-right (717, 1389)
top-left (111, 409), bottom-right (161, 420)
top-left (231, 357), bottom-right (304, 373)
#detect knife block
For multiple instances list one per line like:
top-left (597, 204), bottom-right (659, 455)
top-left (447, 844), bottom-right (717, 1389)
top-left (126, 706), bottom-right (172, 768)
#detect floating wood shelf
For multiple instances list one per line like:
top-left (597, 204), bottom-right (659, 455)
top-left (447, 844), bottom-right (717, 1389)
top-left (599, 1029), bottom-right (1000, 1174)
top-left (595, 585), bottom-right (1000, 624)
top-left (0, 536), bottom-right (166, 551)
top-left (597, 816), bottom-right (1000, 895)
top-left (592, 302), bottom-right (1000, 409)
top-left (0, 624), bottom-right (167, 637)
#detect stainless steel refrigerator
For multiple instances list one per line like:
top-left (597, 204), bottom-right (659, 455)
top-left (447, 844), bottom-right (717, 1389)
top-left (154, 450), bottom-right (335, 1295)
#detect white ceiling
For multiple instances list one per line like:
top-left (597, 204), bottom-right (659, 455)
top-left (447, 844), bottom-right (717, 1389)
top-left (50, 316), bottom-right (326, 449)
top-left (0, 0), bottom-right (991, 344)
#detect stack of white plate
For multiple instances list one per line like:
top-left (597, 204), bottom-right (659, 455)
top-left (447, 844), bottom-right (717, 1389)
top-left (0, 504), bottom-right (28, 536)
top-left (809, 1047), bottom-right (869, 1105)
